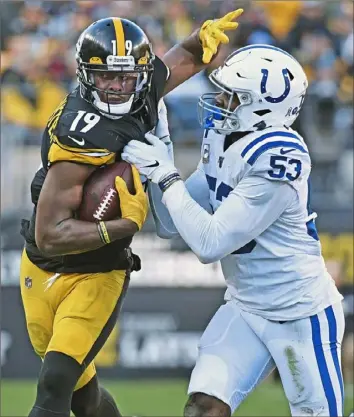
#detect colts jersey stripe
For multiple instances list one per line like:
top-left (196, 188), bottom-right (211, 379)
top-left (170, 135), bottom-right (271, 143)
top-left (112, 18), bottom-right (125, 56)
top-left (241, 131), bottom-right (301, 158)
top-left (205, 174), bottom-right (217, 191)
top-left (310, 313), bottom-right (338, 417)
top-left (247, 141), bottom-right (308, 166)
top-left (325, 306), bottom-right (345, 414)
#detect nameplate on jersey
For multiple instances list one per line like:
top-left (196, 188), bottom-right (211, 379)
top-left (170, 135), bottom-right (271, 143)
top-left (106, 55), bottom-right (135, 70)
top-left (202, 144), bottom-right (210, 164)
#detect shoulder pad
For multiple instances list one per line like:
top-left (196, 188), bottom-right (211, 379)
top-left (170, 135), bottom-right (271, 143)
top-left (54, 89), bottom-right (146, 153)
top-left (48, 134), bottom-right (115, 167)
top-left (241, 129), bottom-right (310, 182)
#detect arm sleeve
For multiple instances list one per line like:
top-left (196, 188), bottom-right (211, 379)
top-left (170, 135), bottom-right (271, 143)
top-left (150, 56), bottom-right (170, 104)
top-left (149, 162), bottom-right (212, 239)
top-left (161, 174), bottom-right (296, 263)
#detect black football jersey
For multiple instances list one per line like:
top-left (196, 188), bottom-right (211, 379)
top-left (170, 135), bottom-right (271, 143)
top-left (21, 56), bottom-right (168, 273)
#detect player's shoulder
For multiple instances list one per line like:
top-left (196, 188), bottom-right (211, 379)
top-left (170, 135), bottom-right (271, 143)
top-left (239, 127), bottom-right (309, 165)
top-left (50, 87), bottom-right (144, 153)
top-left (240, 127), bottom-right (311, 182)
top-left (53, 88), bottom-right (114, 150)
top-left (45, 88), bottom-right (146, 167)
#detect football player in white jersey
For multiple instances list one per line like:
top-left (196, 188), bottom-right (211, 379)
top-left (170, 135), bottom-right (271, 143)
top-left (122, 45), bottom-right (345, 417)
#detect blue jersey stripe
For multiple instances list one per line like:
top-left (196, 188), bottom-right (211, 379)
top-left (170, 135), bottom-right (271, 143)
top-left (325, 306), bottom-right (344, 415)
top-left (205, 174), bottom-right (216, 191)
top-left (241, 131), bottom-right (302, 158)
top-left (306, 179), bottom-right (319, 241)
top-left (247, 141), bottom-right (307, 166)
top-left (310, 314), bottom-right (338, 417)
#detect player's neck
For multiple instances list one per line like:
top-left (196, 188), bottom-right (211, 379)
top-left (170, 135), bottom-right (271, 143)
top-left (224, 131), bottom-right (251, 152)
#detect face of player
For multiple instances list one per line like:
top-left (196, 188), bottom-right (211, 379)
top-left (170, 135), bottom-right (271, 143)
top-left (92, 71), bottom-right (138, 104)
top-left (215, 91), bottom-right (240, 112)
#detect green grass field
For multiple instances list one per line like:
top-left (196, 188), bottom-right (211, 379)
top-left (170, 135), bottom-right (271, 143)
top-left (1, 379), bottom-right (353, 416)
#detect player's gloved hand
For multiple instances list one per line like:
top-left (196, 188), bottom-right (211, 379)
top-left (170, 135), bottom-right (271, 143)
top-left (122, 132), bottom-right (177, 184)
top-left (199, 8), bottom-right (243, 64)
top-left (115, 165), bottom-right (148, 231)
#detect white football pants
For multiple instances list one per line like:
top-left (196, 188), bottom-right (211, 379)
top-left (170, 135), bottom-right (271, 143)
top-left (188, 300), bottom-right (345, 416)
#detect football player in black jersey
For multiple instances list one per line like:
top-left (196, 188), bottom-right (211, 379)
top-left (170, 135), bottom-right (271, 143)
top-left (20, 11), bottom-right (243, 417)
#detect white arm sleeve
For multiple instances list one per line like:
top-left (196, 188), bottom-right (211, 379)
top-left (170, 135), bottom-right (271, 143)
top-left (149, 162), bottom-right (212, 239)
top-left (162, 174), bottom-right (296, 263)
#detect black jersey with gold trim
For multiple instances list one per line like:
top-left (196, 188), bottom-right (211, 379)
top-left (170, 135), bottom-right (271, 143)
top-left (21, 56), bottom-right (169, 273)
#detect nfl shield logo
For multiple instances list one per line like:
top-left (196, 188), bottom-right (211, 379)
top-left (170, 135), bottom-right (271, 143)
top-left (25, 277), bottom-right (32, 289)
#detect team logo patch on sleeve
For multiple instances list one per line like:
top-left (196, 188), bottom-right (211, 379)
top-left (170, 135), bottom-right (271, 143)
top-left (202, 144), bottom-right (210, 164)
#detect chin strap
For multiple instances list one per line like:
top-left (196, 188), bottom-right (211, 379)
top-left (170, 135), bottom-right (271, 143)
top-left (92, 91), bottom-right (134, 117)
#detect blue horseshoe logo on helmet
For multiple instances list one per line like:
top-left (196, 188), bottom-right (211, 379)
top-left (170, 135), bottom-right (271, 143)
top-left (260, 69), bottom-right (291, 103)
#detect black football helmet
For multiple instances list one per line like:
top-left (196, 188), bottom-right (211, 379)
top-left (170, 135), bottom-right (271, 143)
top-left (76, 17), bottom-right (155, 117)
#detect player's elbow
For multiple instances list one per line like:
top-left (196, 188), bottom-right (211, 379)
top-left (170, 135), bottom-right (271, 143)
top-left (36, 235), bottom-right (56, 256)
top-left (196, 249), bottom-right (219, 264)
top-left (35, 226), bottom-right (64, 256)
top-left (156, 231), bottom-right (172, 239)
top-left (156, 226), bottom-right (179, 240)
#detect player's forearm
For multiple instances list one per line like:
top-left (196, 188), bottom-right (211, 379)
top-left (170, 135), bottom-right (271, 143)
top-left (162, 30), bottom-right (205, 95)
top-left (36, 218), bottom-right (138, 256)
top-left (162, 179), bottom-right (294, 264)
top-left (161, 181), bottom-right (275, 264)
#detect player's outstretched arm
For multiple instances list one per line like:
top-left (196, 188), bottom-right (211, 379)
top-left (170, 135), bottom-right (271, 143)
top-left (35, 162), bottom-right (141, 256)
top-left (122, 133), bottom-right (308, 264)
top-left (162, 8), bottom-right (243, 95)
top-left (121, 131), bottom-right (296, 262)
top-left (161, 175), bottom-right (296, 263)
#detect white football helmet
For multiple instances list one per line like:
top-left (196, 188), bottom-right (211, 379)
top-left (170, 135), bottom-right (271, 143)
top-left (198, 45), bottom-right (308, 133)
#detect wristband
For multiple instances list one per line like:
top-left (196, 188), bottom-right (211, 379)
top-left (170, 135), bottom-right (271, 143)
top-left (97, 221), bottom-right (111, 244)
top-left (158, 172), bottom-right (182, 193)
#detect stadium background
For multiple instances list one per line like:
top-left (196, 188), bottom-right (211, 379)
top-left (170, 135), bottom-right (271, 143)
top-left (0, 0), bottom-right (353, 415)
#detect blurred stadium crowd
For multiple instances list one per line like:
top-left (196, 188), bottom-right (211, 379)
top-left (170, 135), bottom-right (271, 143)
top-left (1, 0), bottom-right (353, 213)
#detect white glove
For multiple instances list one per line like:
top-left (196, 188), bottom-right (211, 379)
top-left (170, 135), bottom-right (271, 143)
top-left (122, 132), bottom-right (177, 184)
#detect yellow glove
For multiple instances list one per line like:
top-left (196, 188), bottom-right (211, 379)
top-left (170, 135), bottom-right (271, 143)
top-left (115, 165), bottom-right (148, 231)
top-left (199, 8), bottom-right (244, 64)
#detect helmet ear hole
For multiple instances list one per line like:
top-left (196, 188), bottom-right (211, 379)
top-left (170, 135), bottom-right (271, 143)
top-left (287, 69), bottom-right (294, 81)
top-left (254, 109), bottom-right (271, 116)
top-left (253, 121), bottom-right (267, 131)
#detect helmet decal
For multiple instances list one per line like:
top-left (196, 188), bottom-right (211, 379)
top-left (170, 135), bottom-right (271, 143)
top-left (89, 57), bottom-right (103, 64)
top-left (260, 68), bottom-right (291, 104)
top-left (112, 17), bottom-right (125, 56)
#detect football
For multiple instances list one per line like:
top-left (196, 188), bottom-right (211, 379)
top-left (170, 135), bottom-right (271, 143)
top-left (77, 161), bottom-right (135, 222)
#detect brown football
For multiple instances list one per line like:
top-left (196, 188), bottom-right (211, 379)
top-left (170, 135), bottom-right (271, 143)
top-left (77, 161), bottom-right (135, 222)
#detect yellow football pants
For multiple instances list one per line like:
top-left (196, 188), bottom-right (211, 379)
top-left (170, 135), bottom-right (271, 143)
top-left (20, 249), bottom-right (128, 390)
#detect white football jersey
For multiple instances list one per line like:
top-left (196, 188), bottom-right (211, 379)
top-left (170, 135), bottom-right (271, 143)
top-left (198, 126), bottom-right (342, 320)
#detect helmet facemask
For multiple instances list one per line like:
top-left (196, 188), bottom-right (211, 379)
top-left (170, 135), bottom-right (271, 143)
top-left (77, 58), bottom-right (154, 118)
top-left (198, 70), bottom-right (257, 134)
